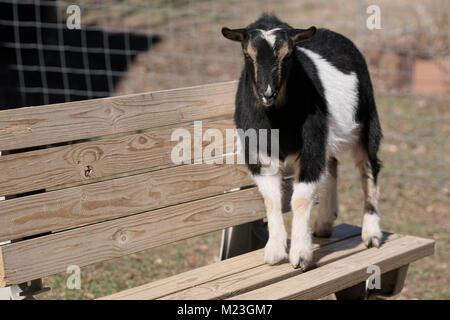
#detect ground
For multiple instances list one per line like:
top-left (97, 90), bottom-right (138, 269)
top-left (38, 0), bottom-right (448, 299)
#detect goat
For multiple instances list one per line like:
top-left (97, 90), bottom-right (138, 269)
top-left (222, 14), bottom-right (383, 269)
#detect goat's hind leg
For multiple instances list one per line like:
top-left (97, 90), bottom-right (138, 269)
top-left (353, 144), bottom-right (382, 248)
top-left (313, 157), bottom-right (339, 238)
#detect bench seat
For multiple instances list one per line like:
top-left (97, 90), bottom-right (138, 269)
top-left (101, 224), bottom-right (434, 300)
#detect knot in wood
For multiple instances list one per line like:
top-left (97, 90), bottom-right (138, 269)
top-left (116, 231), bottom-right (129, 245)
top-left (223, 202), bottom-right (234, 214)
top-left (84, 165), bottom-right (93, 178)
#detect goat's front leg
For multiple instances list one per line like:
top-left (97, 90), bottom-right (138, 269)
top-left (289, 147), bottom-right (326, 269)
top-left (252, 173), bottom-right (288, 265)
top-left (289, 180), bottom-right (320, 269)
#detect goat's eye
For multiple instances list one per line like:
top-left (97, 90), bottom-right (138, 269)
top-left (244, 53), bottom-right (251, 60)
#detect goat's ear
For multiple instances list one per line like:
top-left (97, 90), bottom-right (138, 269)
top-left (289, 26), bottom-right (317, 44)
top-left (222, 27), bottom-right (246, 42)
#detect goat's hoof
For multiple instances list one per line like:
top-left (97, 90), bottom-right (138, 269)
top-left (289, 247), bottom-right (312, 270)
top-left (363, 235), bottom-right (381, 248)
top-left (362, 213), bottom-right (382, 248)
top-left (362, 222), bottom-right (382, 248)
top-left (313, 221), bottom-right (334, 238)
top-left (362, 228), bottom-right (382, 248)
top-left (264, 239), bottom-right (288, 265)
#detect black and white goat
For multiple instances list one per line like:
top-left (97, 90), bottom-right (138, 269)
top-left (222, 14), bottom-right (383, 269)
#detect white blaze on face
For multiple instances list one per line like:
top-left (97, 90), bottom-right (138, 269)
top-left (265, 85), bottom-right (272, 97)
top-left (258, 28), bottom-right (281, 48)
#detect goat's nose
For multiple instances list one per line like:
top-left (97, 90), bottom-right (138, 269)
top-left (263, 85), bottom-right (273, 98)
top-left (262, 85), bottom-right (277, 99)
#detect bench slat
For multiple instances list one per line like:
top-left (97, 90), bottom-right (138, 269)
top-left (0, 118), bottom-right (236, 196)
top-left (0, 188), bottom-right (265, 287)
top-left (161, 232), bottom-right (400, 300)
top-left (100, 224), bottom-right (363, 300)
top-left (0, 81), bottom-right (237, 151)
top-left (230, 235), bottom-right (435, 300)
top-left (0, 163), bottom-right (253, 242)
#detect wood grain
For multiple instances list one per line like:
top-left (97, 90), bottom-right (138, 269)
top-left (230, 235), bottom-right (435, 300)
top-left (100, 224), bottom-right (363, 300)
top-left (0, 81), bottom-right (237, 151)
top-left (0, 163), bottom-right (254, 242)
top-left (0, 118), bottom-right (237, 196)
top-left (0, 188), bottom-right (266, 287)
top-left (161, 232), bottom-right (400, 300)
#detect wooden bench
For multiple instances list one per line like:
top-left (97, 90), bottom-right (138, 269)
top-left (0, 81), bottom-right (434, 300)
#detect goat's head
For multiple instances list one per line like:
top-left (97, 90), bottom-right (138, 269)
top-left (222, 25), bottom-right (316, 107)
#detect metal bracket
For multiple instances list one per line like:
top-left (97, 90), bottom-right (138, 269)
top-left (220, 220), bottom-right (268, 260)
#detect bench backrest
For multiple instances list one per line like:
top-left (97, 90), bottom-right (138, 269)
top-left (0, 81), bottom-right (269, 287)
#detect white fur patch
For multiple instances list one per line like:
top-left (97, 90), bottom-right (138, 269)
top-left (298, 47), bottom-right (360, 155)
top-left (291, 180), bottom-right (318, 203)
top-left (253, 174), bottom-right (282, 212)
top-left (258, 28), bottom-right (281, 48)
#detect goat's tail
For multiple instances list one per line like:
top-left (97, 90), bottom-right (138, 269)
top-left (363, 97), bottom-right (383, 183)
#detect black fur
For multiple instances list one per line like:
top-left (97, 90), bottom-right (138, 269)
top-left (228, 14), bottom-right (382, 184)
